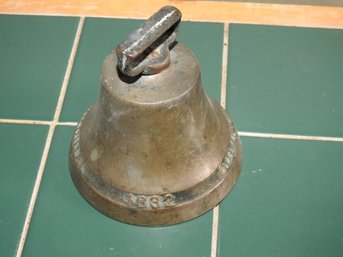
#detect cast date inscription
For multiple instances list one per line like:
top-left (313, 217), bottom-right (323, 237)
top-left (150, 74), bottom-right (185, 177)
top-left (123, 193), bottom-right (176, 209)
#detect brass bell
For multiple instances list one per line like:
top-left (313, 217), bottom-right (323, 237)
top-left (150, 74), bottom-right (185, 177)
top-left (69, 6), bottom-right (242, 226)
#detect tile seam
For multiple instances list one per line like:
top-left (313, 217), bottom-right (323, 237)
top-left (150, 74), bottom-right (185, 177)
top-left (0, 120), bottom-right (78, 127)
top-left (57, 121), bottom-right (78, 126)
top-left (211, 206), bottom-right (220, 257)
top-left (52, 17), bottom-right (85, 123)
top-left (220, 23), bottom-right (229, 108)
top-left (211, 21), bottom-right (229, 257)
top-left (0, 119), bottom-right (51, 126)
top-left (2, 119), bottom-right (343, 143)
top-left (15, 17), bottom-right (85, 257)
top-left (238, 131), bottom-right (343, 142)
top-left (15, 125), bottom-right (56, 257)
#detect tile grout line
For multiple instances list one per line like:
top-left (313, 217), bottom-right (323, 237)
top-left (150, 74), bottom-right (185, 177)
top-left (0, 119), bottom-right (51, 126)
top-left (238, 131), bottom-right (343, 142)
top-left (15, 17), bottom-right (85, 257)
top-left (211, 22), bottom-right (229, 257)
top-left (51, 17), bottom-right (85, 123)
top-left (0, 119), bottom-right (79, 127)
top-left (211, 205), bottom-right (220, 257)
top-left (220, 22), bottom-right (229, 108)
top-left (2, 118), bottom-right (343, 143)
top-left (57, 121), bottom-right (78, 126)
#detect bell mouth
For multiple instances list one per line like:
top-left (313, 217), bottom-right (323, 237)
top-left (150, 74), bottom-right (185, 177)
top-left (69, 102), bottom-right (242, 226)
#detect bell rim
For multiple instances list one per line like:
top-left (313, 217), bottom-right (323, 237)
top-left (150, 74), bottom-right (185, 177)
top-left (69, 109), bottom-right (242, 226)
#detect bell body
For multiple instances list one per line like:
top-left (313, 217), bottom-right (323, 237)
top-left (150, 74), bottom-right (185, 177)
top-left (69, 43), bottom-right (242, 226)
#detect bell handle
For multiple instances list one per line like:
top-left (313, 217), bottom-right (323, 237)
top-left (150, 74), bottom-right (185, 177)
top-left (116, 6), bottom-right (181, 77)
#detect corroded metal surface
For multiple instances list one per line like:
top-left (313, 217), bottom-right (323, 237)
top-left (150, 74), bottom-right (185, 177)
top-left (116, 6), bottom-right (181, 76)
top-left (69, 6), bottom-right (242, 226)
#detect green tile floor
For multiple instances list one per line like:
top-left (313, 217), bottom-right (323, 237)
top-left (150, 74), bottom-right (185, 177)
top-left (0, 14), bottom-right (343, 257)
top-left (0, 124), bottom-right (48, 257)
top-left (227, 25), bottom-right (343, 137)
top-left (0, 15), bottom-right (78, 120)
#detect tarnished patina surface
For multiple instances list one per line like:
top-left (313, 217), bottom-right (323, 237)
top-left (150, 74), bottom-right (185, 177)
top-left (116, 6), bottom-right (181, 77)
top-left (69, 6), bottom-right (242, 226)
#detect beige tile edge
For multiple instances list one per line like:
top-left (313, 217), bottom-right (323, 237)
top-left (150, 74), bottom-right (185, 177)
top-left (1, 0), bottom-right (343, 28)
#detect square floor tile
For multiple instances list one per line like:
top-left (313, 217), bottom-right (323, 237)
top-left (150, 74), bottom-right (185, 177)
top-left (60, 18), bottom-right (140, 122)
top-left (227, 24), bottom-right (343, 137)
top-left (179, 22), bottom-right (224, 103)
top-left (61, 18), bottom-right (223, 122)
top-left (218, 137), bottom-right (343, 257)
top-left (0, 124), bottom-right (48, 257)
top-left (23, 126), bottom-right (213, 257)
top-left (0, 15), bottom-right (79, 120)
